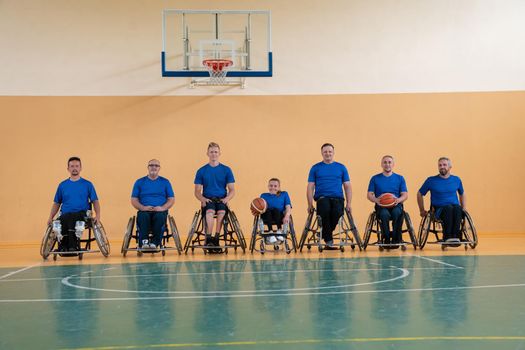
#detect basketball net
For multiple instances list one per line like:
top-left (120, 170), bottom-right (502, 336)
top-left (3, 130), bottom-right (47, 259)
top-left (203, 59), bottom-right (233, 85)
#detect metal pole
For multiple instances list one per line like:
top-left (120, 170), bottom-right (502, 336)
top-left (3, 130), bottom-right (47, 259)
top-left (246, 14), bottom-right (252, 70)
top-left (183, 14), bottom-right (189, 70)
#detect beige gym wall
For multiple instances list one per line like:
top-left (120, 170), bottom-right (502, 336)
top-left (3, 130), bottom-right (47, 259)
top-left (1, 0), bottom-right (524, 242)
top-left (1, 92), bottom-right (524, 243)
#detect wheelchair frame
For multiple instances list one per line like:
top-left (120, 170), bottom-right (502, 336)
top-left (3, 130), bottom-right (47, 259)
top-left (121, 214), bottom-right (183, 256)
top-left (183, 207), bottom-right (247, 254)
top-left (418, 209), bottom-right (478, 250)
top-left (362, 210), bottom-right (418, 251)
top-left (298, 208), bottom-right (363, 252)
top-left (40, 211), bottom-right (110, 260)
top-left (249, 215), bottom-right (298, 254)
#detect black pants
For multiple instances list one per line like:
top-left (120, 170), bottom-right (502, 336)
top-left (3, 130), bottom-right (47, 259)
top-left (137, 211), bottom-right (168, 247)
top-left (316, 197), bottom-right (344, 242)
top-left (436, 204), bottom-right (463, 240)
top-left (59, 211), bottom-right (85, 250)
top-left (376, 204), bottom-right (404, 243)
top-left (261, 208), bottom-right (284, 230)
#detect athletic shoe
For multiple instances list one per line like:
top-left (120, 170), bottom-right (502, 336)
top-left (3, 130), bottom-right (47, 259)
top-left (267, 236), bottom-right (277, 244)
top-left (324, 241), bottom-right (338, 250)
top-left (276, 235), bottom-right (285, 242)
top-left (446, 238), bottom-right (461, 247)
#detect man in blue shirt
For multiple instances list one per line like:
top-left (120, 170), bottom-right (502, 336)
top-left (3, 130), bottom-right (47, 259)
top-left (194, 142), bottom-right (236, 246)
top-left (367, 155), bottom-right (408, 247)
top-left (307, 143), bottom-right (352, 249)
top-left (417, 157), bottom-right (466, 244)
top-left (47, 157), bottom-right (101, 252)
top-left (131, 159), bottom-right (175, 249)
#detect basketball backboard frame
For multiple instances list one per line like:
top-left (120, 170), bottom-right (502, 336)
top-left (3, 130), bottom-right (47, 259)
top-left (161, 9), bottom-right (273, 81)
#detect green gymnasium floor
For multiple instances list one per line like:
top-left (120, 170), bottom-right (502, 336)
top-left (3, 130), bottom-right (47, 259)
top-left (1, 255), bottom-right (524, 349)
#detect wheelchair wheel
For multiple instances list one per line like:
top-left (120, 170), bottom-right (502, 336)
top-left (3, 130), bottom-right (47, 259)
top-left (403, 211), bottom-right (418, 250)
top-left (345, 209), bottom-right (363, 251)
top-left (418, 213), bottom-right (431, 249)
top-left (229, 211), bottom-right (246, 252)
top-left (184, 211), bottom-right (201, 253)
top-left (40, 225), bottom-right (56, 259)
top-left (94, 222), bottom-right (110, 257)
top-left (168, 215), bottom-right (183, 254)
top-left (362, 212), bottom-right (375, 250)
top-left (121, 217), bottom-right (134, 256)
top-left (462, 211), bottom-right (478, 249)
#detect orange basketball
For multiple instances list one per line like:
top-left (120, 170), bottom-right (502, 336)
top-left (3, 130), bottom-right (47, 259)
top-left (250, 198), bottom-right (267, 216)
top-left (378, 193), bottom-right (396, 208)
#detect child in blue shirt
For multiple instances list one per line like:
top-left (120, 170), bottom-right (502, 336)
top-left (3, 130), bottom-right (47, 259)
top-left (260, 178), bottom-right (292, 243)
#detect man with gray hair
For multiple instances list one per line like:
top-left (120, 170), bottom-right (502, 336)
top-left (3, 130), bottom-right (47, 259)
top-left (417, 157), bottom-right (466, 246)
top-left (131, 159), bottom-right (175, 249)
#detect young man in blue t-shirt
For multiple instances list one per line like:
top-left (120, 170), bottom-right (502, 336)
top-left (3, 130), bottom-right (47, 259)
top-left (417, 157), bottom-right (467, 244)
top-left (47, 157), bottom-right (101, 252)
top-left (307, 143), bottom-right (352, 249)
top-left (367, 155), bottom-right (408, 247)
top-left (194, 142), bottom-right (236, 246)
top-left (131, 159), bottom-right (175, 249)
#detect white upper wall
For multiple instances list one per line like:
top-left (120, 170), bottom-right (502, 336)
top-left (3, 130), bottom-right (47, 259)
top-left (1, 0), bottom-right (524, 95)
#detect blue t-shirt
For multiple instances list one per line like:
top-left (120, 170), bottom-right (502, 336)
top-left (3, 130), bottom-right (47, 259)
top-left (53, 178), bottom-right (98, 214)
top-left (194, 163), bottom-right (235, 198)
top-left (131, 176), bottom-right (174, 207)
top-left (308, 161), bottom-right (350, 200)
top-left (260, 191), bottom-right (292, 212)
top-left (367, 173), bottom-right (408, 198)
top-left (419, 175), bottom-right (464, 207)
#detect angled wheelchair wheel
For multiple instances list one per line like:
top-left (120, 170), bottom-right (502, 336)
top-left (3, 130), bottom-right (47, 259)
top-left (168, 215), bottom-right (183, 254)
top-left (94, 222), bottom-right (110, 257)
top-left (229, 211), bottom-right (246, 252)
top-left (40, 225), bottom-right (56, 259)
top-left (121, 216), bottom-right (134, 256)
top-left (249, 216), bottom-right (259, 253)
top-left (184, 211), bottom-right (201, 253)
top-left (462, 210), bottom-right (478, 249)
top-left (418, 213), bottom-right (431, 249)
top-left (299, 210), bottom-right (315, 252)
top-left (362, 212), bottom-right (375, 250)
top-left (403, 211), bottom-right (418, 250)
top-left (289, 217), bottom-right (298, 252)
top-left (345, 209), bottom-right (363, 250)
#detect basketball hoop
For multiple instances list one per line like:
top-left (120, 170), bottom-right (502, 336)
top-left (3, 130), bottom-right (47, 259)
top-left (202, 59), bottom-right (233, 85)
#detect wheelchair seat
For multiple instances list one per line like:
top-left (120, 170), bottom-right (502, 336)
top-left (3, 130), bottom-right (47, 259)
top-left (362, 210), bottom-right (417, 251)
top-left (298, 208), bottom-right (362, 253)
top-left (183, 206), bottom-right (246, 254)
top-left (249, 215), bottom-right (298, 254)
top-left (121, 214), bottom-right (182, 256)
top-left (40, 210), bottom-right (110, 261)
top-left (418, 208), bottom-right (478, 250)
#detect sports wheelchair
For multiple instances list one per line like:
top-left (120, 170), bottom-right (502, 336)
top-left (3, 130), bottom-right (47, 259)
top-left (40, 210), bottom-right (110, 260)
top-left (121, 214), bottom-right (182, 256)
top-left (362, 209), bottom-right (418, 251)
top-left (298, 208), bottom-right (363, 252)
top-left (184, 206), bottom-right (247, 254)
top-left (249, 214), bottom-right (298, 254)
top-left (418, 208), bottom-right (478, 250)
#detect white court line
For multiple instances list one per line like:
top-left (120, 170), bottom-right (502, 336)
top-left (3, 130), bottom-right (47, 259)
top-left (409, 254), bottom-right (463, 269)
top-left (0, 267), bottom-right (459, 283)
top-left (1, 282), bottom-right (525, 303)
top-left (0, 264), bottom-right (39, 280)
top-left (60, 267), bottom-right (411, 294)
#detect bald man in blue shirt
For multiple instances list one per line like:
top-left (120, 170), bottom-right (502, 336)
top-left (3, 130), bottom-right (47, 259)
top-left (417, 157), bottom-right (467, 245)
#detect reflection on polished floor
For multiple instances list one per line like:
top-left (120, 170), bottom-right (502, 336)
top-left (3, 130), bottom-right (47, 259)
top-left (1, 240), bottom-right (525, 349)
